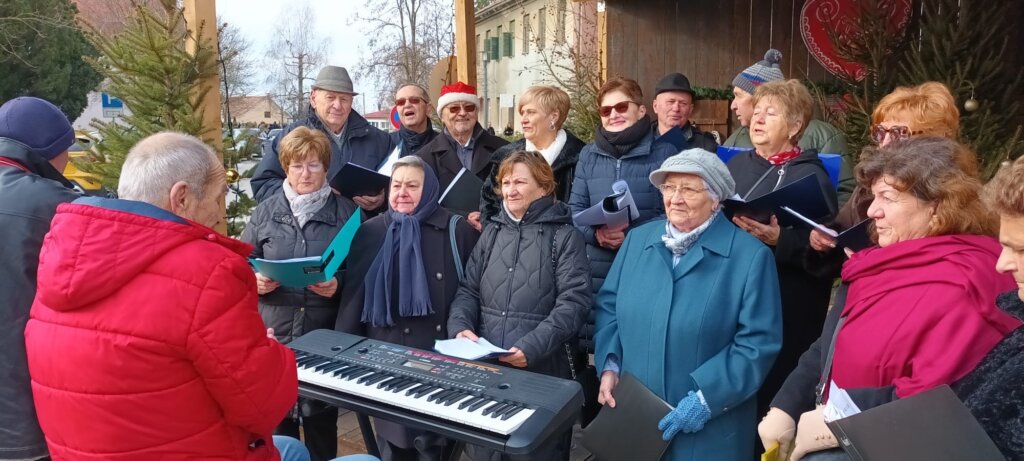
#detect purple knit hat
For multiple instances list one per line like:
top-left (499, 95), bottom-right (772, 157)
top-left (0, 97), bottom-right (75, 160)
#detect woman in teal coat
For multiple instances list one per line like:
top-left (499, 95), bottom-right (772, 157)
top-left (594, 148), bottom-right (783, 460)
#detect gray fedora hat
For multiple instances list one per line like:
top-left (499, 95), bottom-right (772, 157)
top-left (312, 66), bottom-right (359, 95)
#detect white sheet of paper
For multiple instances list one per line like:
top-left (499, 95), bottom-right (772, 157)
top-left (377, 145), bottom-right (402, 174)
top-left (781, 206), bottom-right (838, 237)
top-left (434, 337), bottom-right (511, 360)
top-left (572, 180), bottom-right (639, 228)
top-left (823, 380), bottom-right (863, 422)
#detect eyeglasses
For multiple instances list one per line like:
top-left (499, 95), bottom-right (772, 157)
top-left (871, 124), bottom-right (920, 144)
top-left (447, 104), bottom-right (477, 114)
top-left (395, 96), bottom-right (425, 106)
top-left (287, 162), bottom-right (324, 173)
top-left (598, 101), bottom-right (639, 117)
top-left (657, 184), bottom-right (707, 199)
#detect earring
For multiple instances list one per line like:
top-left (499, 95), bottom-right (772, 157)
top-left (550, 121), bottom-right (556, 130)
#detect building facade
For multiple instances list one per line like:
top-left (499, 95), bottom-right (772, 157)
top-left (474, 0), bottom-right (594, 135)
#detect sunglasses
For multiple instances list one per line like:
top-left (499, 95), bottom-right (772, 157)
top-left (871, 124), bottom-right (920, 144)
top-left (395, 97), bottom-right (425, 106)
top-left (599, 101), bottom-right (639, 117)
top-left (447, 104), bottom-right (477, 114)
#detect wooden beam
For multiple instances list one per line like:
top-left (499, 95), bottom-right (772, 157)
top-left (454, 0), bottom-right (477, 87)
top-left (182, 0), bottom-right (226, 233)
top-left (597, 0), bottom-right (607, 82)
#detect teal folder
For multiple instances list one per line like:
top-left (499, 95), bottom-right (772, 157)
top-left (249, 212), bottom-right (361, 287)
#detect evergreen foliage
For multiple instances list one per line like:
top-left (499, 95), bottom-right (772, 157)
top-left (0, 0), bottom-right (102, 119)
top-left (79, 0), bottom-right (218, 190)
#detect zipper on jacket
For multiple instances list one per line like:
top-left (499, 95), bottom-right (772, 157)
top-left (615, 159), bottom-right (622, 180)
top-left (772, 164), bottom-right (788, 191)
top-left (499, 224), bottom-right (523, 347)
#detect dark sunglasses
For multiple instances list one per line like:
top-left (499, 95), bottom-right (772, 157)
top-left (447, 104), bottom-right (477, 114)
top-left (871, 124), bottom-right (920, 144)
top-left (599, 101), bottom-right (639, 117)
top-left (395, 97), bottom-right (425, 106)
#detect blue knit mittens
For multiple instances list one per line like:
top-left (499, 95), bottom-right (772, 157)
top-left (658, 391), bottom-right (712, 441)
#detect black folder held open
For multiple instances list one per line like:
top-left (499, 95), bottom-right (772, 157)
top-left (581, 373), bottom-right (672, 461)
top-left (438, 167), bottom-right (484, 213)
top-left (724, 173), bottom-right (834, 227)
top-left (827, 385), bottom-right (1004, 461)
top-left (330, 162), bottom-right (391, 199)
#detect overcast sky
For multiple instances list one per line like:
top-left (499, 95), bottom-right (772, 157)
top-left (215, 0), bottom-right (381, 111)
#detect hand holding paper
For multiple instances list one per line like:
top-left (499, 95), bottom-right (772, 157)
top-left (434, 337), bottom-right (513, 360)
top-left (573, 180), bottom-right (639, 229)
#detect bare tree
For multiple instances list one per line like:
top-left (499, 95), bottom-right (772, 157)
top-left (218, 18), bottom-right (257, 128)
top-left (353, 0), bottom-right (454, 107)
top-left (264, 1), bottom-right (329, 121)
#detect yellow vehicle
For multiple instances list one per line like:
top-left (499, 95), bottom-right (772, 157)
top-left (64, 131), bottom-right (112, 196)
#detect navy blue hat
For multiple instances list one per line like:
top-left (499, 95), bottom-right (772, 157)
top-left (0, 97), bottom-right (75, 160)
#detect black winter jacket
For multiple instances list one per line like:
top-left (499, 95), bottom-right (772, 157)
top-left (415, 124), bottom-right (509, 195)
top-left (479, 131), bottom-right (587, 224)
top-left (727, 148), bottom-right (839, 416)
top-left (448, 196), bottom-right (593, 379)
top-left (335, 208), bottom-right (478, 348)
top-left (251, 109), bottom-right (395, 202)
top-left (955, 291), bottom-right (1024, 460)
top-left (0, 139), bottom-right (80, 459)
top-left (241, 190), bottom-right (359, 344)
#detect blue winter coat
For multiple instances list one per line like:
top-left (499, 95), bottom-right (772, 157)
top-left (568, 131), bottom-right (677, 353)
top-left (594, 214), bottom-right (783, 461)
top-left (251, 108), bottom-right (395, 202)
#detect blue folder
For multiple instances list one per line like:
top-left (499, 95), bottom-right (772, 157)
top-left (723, 173), bottom-right (834, 227)
top-left (716, 146), bottom-right (842, 190)
top-left (249, 212), bottom-right (362, 287)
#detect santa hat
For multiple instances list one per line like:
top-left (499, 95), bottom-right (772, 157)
top-left (436, 82), bottom-right (479, 116)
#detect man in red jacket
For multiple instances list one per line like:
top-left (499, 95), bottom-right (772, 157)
top-left (24, 132), bottom-right (301, 461)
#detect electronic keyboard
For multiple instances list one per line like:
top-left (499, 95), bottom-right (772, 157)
top-left (289, 329), bottom-right (584, 454)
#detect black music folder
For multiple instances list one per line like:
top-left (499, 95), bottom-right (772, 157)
top-left (781, 208), bottom-right (874, 252)
top-left (581, 373), bottom-right (672, 461)
top-left (330, 162), bottom-right (390, 199)
top-left (723, 173), bottom-right (834, 227)
top-left (827, 385), bottom-right (1005, 461)
top-left (439, 167), bottom-right (484, 213)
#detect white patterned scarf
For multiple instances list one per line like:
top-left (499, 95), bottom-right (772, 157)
top-left (526, 129), bottom-right (568, 165)
top-left (662, 211), bottom-right (718, 266)
top-left (282, 180), bottom-right (332, 228)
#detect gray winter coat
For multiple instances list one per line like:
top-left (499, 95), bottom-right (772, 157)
top-left (447, 196), bottom-right (592, 379)
top-left (0, 139), bottom-right (80, 459)
top-left (241, 189), bottom-right (359, 344)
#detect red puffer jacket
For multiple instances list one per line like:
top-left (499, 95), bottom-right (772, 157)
top-left (25, 199), bottom-right (298, 461)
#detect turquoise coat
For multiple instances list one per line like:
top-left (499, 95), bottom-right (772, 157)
top-left (594, 214), bottom-right (782, 461)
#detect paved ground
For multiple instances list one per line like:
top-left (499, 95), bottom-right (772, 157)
top-left (333, 409), bottom-right (594, 460)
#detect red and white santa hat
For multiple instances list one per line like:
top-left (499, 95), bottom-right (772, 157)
top-left (437, 81), bottom-right (479, 116)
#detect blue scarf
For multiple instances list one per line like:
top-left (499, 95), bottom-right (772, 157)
top-left (361, 164), bottom-right (441, 327)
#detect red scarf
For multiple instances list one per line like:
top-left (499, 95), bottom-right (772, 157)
top-left (830, 235), bottom-right (1020, 400)
top-left (765, 147), bottom-right (801, 165)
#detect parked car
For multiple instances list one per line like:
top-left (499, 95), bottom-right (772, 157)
top-left (64, 131), bottom-right (114, 197)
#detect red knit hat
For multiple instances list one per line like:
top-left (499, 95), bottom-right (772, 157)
top-left (436, 81), bottom-right (479, 116)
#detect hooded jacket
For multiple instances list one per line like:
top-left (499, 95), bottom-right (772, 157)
top-left (447, 197), bottom-right (592, 378)
top-left (251, 108), bottom-right (395, 202)
top-left (0, 139), bottom-right (79, 460)
top-left (24, 197), bottom-right (297, 461)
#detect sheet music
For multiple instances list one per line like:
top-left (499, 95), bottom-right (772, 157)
top-left (572, 180), bottom-right (639, 228)
top-left (823, 380), bottom-right (862, 422)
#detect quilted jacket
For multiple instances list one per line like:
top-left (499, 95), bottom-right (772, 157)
top-left (24, 197), bottom-right (297, 461)
top-left (447, 196), bottom-right (592, 378)
top-left (567, 132), bottom-right (676, 353)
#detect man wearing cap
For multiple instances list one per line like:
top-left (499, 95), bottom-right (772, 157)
top-left (651, 73), bottom-right (718, 152)
top-left (251, 65), bottom-right (395, 211)
top-left (416, 81), bottom-right (508, 231)
top-left (0, 96), bottom-right (80, 461)
top-left (724, 49), bottom-right (855, 206)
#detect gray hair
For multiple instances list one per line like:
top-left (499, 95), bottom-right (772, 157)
top-left (397, 83), bottom-right (430, 103)
top-left (391, 154), bottom-right (427, 175)
top-left (118, 132), bottom-right (222, 205)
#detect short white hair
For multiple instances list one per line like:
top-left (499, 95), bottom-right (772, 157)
top-left (391, 154), bottom-right (427, 175)
top-left (118, 132), bottom-right (222, 205)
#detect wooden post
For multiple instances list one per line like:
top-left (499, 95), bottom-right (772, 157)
top-left (597, 0), bottom-right (607, 82)
top-left (183, 0), bottom-right (226, 233)
top-left (454, 0), bottom-right (477, 87)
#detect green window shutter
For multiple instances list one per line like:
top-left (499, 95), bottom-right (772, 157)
top-left (489, 37), bottom-right (500, 60)
top-left (502, 32), bottom-right (513, 57)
